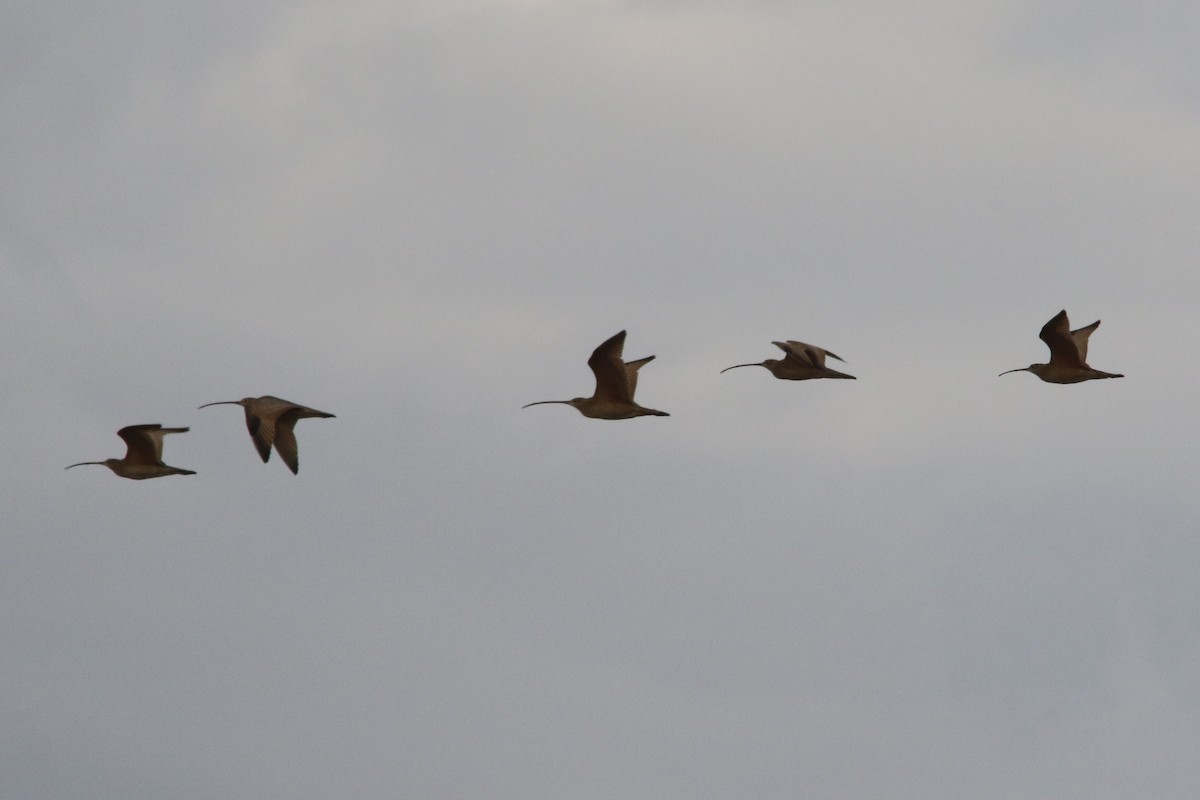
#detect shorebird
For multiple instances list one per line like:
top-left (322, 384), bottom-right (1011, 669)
top-left (1000, 309), bottom-right (1124, 384)
top-left (721, 340), bottom-right (856, 380)
top-left (66, 424), bottom-right (196, 479)
top-left (522, 330), bottom-right (669, 419)
top-left (198, 396), bottom-right (335, 474)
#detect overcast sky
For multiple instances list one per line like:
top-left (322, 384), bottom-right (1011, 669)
top-left (4, 2), bottom-right (1200, 798)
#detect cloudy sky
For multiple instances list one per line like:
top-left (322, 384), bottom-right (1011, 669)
top-left (4, 1), bottom-right (1200, 798)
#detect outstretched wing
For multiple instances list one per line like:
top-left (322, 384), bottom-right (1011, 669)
top-left (244, 407), bottom-right (274, 463)
top-left (588, 330), bottom-right (633, 403)
top-left (118, 424), bottom-right (163, 465)
top-left (273, 411), bottom-right (301, 474)
top-left (774, 340), bottom-right (845, 368)
top-left (117, 424), bottom-right (188, 466)
top-left (623, 355), bottom-right (655, 400)
top-left (1069, 320), bottom-right (1100, 365)
top-left (1039, 310), bottom-right (1084, 368)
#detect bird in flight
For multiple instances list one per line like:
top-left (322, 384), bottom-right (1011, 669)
top-left (199, 395), bottom-right (335, 474)
top-left (1000, 310), bottom-right (1123, 383)
top-left (66, 424), bottom-right (196, 479)
top-left (722, 340), bottom-right (856, 381)
top-left (523, 330), bottom-right (669, 419)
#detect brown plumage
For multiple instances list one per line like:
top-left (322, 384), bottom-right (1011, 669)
top-left (523, 330), bottom-right (669, 419)
top-left (1000, 310), bottom-right (1123, 384)
top-left (199, 396), bottom-right (335, 474)
top-left (66, 424), bottom-right (196, 479)
top-left (722, 340), bottom-right (856, 380)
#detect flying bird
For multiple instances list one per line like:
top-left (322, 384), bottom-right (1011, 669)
top-left (721, 340), bottom-right (856, 380)
top-left (1000, 310), bottom-right (1124, 384)
top-left (199, 396), bottom-right (335, 474)
top-left (66, 424), bottom-right (196, 480)
top-left (523, 330), bottom-right (669, 419)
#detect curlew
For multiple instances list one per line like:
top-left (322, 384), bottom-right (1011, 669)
top-left (66, 424), bottom-right (196, 479)
top-left (199, 396), bottom-right (335, 474)
top-left (1000, 309), bottom-right (1124, 384)
top-left (522, 330), bottom-right (669, 419)
top-left (721, 340), bottom-right (856, 381)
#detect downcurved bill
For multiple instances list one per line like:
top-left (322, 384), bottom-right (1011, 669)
top-left (521, 400), bottom-right (571, 408)
top-left (719, 363), bottom-right (761, 374)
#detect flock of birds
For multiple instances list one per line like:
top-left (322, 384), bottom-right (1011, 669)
top-left (67, 309), bottom-right (1121, 480)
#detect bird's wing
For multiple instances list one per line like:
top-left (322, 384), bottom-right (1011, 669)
top-left (1039, 310), bottom-right (1084, 368)
top-left (254, 396), bottom-right (303, 414)
top-left (155, 427), bottom-right (189, 451)
top-left (273, 412), bottom-right (301, 474)
top-left (589, 330), bottom-right (632, 403)
top-left (243, 407), bottom-right (275, 463)
top-left (773, 341), bottom-right (810, 365)
top-left (774, 341), bottom-right (821, 367)
top-left (623, 355), bottom-right (655, 400)
top-left (1069, 320), bottom-right (1100, 365)
top-left (818, 347), bottom-right (846, 363)
top-left (804, 348), bottom-right (828, 369)
top-left (779, 340), bottom-right (847, 367)
top-left (118, 424), bottom-right (164, 465)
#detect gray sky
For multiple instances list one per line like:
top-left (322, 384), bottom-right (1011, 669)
top-left (4, 1), bottom-right (1200, 798)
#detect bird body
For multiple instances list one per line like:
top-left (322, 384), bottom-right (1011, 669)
top-left (722, 340), bottom-right (856, 380)
top-left (1000, 310), bottom-right (1123, 384)
top-left (523, 330), bottom-right (669, 419)
top-left (66, 424), bottom-right (195, 479)
top-left (199, 395), bottom-right (335, 473)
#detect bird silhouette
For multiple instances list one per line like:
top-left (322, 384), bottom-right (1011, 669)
top-left (523, 330), bottom-right (669, 419)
